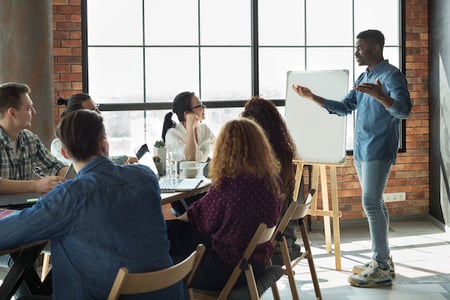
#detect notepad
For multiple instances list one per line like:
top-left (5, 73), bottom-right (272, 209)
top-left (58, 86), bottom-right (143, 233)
top-left (0, 209), bottom-right (20, 219)
top-left (159, 178), bottom-right (205, 192)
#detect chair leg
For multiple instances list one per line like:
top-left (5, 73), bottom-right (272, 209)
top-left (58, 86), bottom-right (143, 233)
top-left (280, 237), bottom-right (300, 300)
top-left (41, 252), bottom-right (51, 281)
top-left (267, 261), bottom-right (281, 300)
top-left (299, 220), bottom-right (322, 300)
top-left (270, 282), bottom-right (281, 300)
top-left (244, 266), bottom-right (260, 300)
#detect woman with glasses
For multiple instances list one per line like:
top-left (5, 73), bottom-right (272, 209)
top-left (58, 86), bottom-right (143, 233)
top-left (162, 91), bottom-right (215, 215)
top-left (162, 91), bottom-right (215, 162)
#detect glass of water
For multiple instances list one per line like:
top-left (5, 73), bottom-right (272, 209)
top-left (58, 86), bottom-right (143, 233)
top-left (168, 152), bottom-right (179, 180)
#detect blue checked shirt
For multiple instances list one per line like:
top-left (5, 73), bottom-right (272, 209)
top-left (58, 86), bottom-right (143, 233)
top-left (322, 60), bottom-right (412, 163)
top-left (0, 128), bottom-right (66, 180)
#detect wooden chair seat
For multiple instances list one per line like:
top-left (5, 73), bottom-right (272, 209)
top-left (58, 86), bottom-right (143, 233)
top-left (192, 265), bottom-right (283, 300)
top-left (191, 223), bottom-right (281, 300)
top-left (108, 244), bottom-right (205, 300)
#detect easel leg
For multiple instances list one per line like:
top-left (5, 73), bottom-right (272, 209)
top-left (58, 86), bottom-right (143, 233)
top-left (330, 166), bottom-right (342, 270)
top-left (319, 165), bottom-right (332, 253)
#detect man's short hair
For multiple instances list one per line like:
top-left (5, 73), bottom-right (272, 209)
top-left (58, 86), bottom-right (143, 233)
top-left (357, 29), bottom-right (385, 48)
top-left (0, 82), bottom-right (31, 115)
top-left (56, 110), bottom-right (105, 162)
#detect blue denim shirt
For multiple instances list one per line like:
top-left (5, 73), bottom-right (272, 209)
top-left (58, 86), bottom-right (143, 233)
top-left (0, 156), bottom-right (186, 300)
top-left (322, 60), bottom-right (412, 163)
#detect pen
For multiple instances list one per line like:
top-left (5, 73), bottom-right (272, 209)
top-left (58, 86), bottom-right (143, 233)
top-left (194, 180), bottom-right (203, 189)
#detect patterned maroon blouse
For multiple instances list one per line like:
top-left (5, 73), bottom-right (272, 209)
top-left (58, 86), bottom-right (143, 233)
top-left (187, 174), bottom-right (282, 267)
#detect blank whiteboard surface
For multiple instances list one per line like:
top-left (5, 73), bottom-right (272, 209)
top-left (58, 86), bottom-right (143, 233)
top-left (285, 70), bottom-right (349, 164)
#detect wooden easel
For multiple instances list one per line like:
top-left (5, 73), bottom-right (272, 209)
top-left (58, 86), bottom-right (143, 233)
top-left (293, 160), bottom-right (343, 270)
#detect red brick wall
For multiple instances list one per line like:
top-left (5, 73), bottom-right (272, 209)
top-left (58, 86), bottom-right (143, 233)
top-left (51, 0), bottom-right (430, 220)
top-left (52, 0), bottom-right (83, 122)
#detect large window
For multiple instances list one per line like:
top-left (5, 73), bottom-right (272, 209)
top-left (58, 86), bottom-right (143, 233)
top-left (84, 0), bottom-right (403, 157)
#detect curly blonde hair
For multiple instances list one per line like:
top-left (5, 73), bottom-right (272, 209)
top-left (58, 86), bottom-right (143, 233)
top-left (209, 118), bottom-right (282, 199)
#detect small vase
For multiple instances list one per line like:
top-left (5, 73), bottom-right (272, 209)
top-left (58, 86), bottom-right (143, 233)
top-left (154, 161), bottom-right (165, 176)
top-left (153, 147), bottom-right (167, 175)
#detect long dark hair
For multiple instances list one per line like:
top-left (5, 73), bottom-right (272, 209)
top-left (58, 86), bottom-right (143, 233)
top-left (242, 96), bottom-right (297, 196)
top-left (161, 91), bottom-right (194, 142)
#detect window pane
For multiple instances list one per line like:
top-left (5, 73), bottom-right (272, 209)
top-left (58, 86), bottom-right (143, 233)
top-left (145, 48), bottom-right (199, 101)
top-left (259, 48), bottom-right (305, 99)
top-left (204, 107), bottom-right (242, 139)
top-left (201, 48), bottom-right (251, 100)
top-left (145, 0), bottom-right (198, 45)
top-left (87, 0), bottom-right (142, 45)
top-left (200, 0), bottom-right (250, 45)
top-left (384, 47), bottom-right (400, 68)
top-left (354, 0), bottom-right (400, 45)
top-left (306, 0), bottom-right (353, 46)
top-left (88, 48), bottom-right (144, 103)
top-left (259, 0), bottom-right (305, 46)
top-left (103, 108), bottom-right (245, 160)
top-left (307, 47), bottom-right (355, 89)
top-left (102, 111), bottom-right (146, 157)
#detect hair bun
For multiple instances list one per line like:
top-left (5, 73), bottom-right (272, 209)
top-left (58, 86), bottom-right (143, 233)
top-left (57, 97), bottom-right (68, 106)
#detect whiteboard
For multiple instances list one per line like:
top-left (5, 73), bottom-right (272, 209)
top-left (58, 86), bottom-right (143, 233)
top-left (285, 70), bottom-right (349, 164)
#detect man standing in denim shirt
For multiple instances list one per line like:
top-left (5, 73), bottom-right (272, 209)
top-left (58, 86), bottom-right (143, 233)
top-left (0, 110), bottom-right (186, 299)
top-left (293, 29), bottom-right (412, 288)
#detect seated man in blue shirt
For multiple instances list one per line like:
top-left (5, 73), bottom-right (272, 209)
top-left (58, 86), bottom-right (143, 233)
top-left (293, 29), bottom-right (412, 288)
top-left (0, 110), bottom-right (186, 299)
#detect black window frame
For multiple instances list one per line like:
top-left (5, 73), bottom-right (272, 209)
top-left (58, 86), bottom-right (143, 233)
top-left (80, 0), bottom-right (407, 153)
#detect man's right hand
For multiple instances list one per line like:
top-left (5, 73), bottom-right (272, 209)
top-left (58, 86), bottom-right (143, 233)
top-left (292, 84), bottom-right (325, 107)
top-left (35, 176), bottom-right (66, 194)
top-left (292, 84), bottom-right (314, 99)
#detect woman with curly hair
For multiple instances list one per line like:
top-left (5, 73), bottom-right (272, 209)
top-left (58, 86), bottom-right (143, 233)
top-left (166, 118), bottom-right (283, 290)
top-left (241, 96), bottom-right (301, 265)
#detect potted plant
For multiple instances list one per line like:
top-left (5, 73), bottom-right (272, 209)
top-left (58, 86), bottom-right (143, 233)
top-left (153, 140), bottom-right (166, 175)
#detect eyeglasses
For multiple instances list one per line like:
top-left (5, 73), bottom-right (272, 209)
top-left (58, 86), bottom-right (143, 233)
top-left (89, 103), bottom-right (100, 112)
top-left (191, 102), bottom-right (206, 110)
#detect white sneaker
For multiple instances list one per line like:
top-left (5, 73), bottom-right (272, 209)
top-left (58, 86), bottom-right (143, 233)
top-left (348, 260), bottom-right (392, 288)
top-left (352, 256), bottom-right (395, 278)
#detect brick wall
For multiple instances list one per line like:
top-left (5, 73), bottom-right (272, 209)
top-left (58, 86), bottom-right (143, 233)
top-left (51, 0), bottom-right (430, 220)
top-left (52, 0), bottom-right (83, 122)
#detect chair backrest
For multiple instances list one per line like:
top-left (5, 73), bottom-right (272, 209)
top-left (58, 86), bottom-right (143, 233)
top-left (108, 244), bottom-right (205, 300)
top-left (271, 190), bottom-right (315, 246)
top-left (218, 223), bottom-right (277, 299)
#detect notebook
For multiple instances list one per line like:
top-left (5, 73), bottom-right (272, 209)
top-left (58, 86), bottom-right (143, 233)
top-left (0, 193), bottom-right (40, 208)
top-left (64, 164), bottom-right (77, 179)
top-left (135, 145), bottom-right (161, 179)
top-left (158, 177), bottom-right (206, 192)
top-left (0, 208), bottom-right (20, 220)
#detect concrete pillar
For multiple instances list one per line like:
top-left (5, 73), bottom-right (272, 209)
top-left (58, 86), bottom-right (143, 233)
top-left (0, 0), bottom-right (54, 147)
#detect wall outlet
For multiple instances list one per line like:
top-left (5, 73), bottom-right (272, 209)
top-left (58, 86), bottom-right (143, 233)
top-left (383, 192), bottom-right (406, 202)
